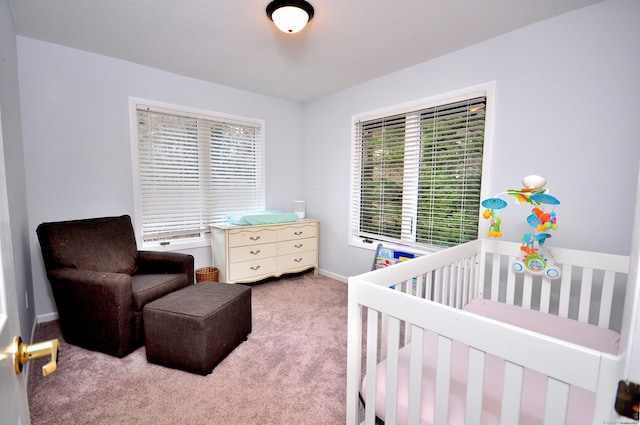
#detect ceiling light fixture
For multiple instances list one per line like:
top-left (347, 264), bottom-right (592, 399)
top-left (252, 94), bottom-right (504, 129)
top-left (266, 0), bottom-right (315, 34)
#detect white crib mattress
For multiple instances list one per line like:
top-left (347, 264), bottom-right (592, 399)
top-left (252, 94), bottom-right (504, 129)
top-left (362, 299), bottom-right (621, 425)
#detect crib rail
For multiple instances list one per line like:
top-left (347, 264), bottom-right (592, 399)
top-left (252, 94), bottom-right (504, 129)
top-left (346, 238), bottom-right (631, 425)
top-left (365, 239), bottom-right (630, 332)
top-left (358, 238), bottom-right (484, 306)
top-left (480, 239), bottom-right (629, 331)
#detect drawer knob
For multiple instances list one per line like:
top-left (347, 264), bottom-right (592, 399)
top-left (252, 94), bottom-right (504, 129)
top-left (250, 236), bottom-right (261, 241)
top-left (295, 244), bottom-right (303, 249)
top-left (250, 265), bottom-right (261, 271)
top-left (250, 250), bottom-right (261, 255)
top-left (294, 231), bottom-right (303, 236)
top-left (294, 258), bottom-right (303, 263)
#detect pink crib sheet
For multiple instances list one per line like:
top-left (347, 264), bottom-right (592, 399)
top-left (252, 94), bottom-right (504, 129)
top-left (464, 299), bottom-right (620, 355)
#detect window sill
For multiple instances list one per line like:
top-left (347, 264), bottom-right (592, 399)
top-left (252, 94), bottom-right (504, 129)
top-left (142, 236), bottom-right (211, 251)
top-left (349, 236), bottom-right (439, 256)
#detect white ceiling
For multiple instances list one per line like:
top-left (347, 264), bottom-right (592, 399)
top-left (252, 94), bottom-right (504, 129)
top-left (8, 0), bottom-right (602, 103)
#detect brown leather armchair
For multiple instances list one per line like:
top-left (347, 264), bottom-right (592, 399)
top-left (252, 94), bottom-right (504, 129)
top-left (36, 215), bottom-right (194, 357)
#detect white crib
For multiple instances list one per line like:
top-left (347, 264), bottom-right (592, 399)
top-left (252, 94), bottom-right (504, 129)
top-left (346, 238), bottom-right (634, 424)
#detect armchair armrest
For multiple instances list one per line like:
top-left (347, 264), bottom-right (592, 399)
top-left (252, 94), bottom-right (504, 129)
top-left (136, 251), bottom-right (195, 285)
top-left (48, 267), bottom-right (133, 309)
top-left (46, 268), bottom-right (136, 357)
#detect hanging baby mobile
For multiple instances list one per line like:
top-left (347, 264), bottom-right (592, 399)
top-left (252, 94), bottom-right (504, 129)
top-left (481, 175), bottom-right (561, 279)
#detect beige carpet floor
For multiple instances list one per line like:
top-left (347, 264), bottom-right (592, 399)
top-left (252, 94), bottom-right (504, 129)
top-left (28, 273), bottom-right (348, 425)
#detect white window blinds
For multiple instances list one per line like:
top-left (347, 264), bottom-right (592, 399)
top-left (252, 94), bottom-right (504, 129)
top-left (351, 94), bottom-right (487, 249)
top-left (135, 104), bottom-right (264, 244)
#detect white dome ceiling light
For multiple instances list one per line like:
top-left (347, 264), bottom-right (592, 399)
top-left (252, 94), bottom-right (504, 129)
top-left (266, 0), bottom-right (315, 34)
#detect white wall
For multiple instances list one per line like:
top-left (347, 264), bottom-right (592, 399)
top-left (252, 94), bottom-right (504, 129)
top-left (18, 38), bottom-right (305, 317)
top-left (0, 0), bottom-right (35, 342)
top-left (304, 0), bottom-right (640, 280)
top-left (17, 0), bottom-right (640, 325)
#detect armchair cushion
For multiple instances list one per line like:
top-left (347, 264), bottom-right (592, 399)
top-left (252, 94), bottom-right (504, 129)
top-left (37, 215), bottom-right (138, 274)
top-left (131, 274), bottom-right (190, 311)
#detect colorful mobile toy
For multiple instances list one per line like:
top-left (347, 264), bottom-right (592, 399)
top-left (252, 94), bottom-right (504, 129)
top-left (481, 175), bottom-right (561, 279)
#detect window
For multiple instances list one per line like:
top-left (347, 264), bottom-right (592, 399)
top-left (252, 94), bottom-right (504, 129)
top-left (130, 99), bottom-right (265, 249)
top-left (350, 84), bottom-right (493, 251)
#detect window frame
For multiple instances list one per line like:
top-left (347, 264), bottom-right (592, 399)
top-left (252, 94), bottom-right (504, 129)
top-left (129, 98), bottom-right (266, 250)
top-left (348, 82), bottom-right (496, 253)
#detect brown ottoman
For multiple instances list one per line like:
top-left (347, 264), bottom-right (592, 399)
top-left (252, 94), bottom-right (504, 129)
top-left (143, 282), bottom-right (251, 375)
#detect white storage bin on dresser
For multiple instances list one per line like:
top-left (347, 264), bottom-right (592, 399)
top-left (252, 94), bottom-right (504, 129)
top-left (211, 219), bottom-right (319, 283)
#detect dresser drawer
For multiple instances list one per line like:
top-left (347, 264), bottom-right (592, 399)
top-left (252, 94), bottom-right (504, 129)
top-left (230, 242), bottom-right (277, 263)
top-left (228, 228), bottom-right (277, 247)
top-left (277, 224), bottom-right (317, 241)
top-left (230, 258), bottom-right (278, 281)
top-left (278, 237), bottom-right (316, 256)
top-left (278, 250), bottom-right (317, 271)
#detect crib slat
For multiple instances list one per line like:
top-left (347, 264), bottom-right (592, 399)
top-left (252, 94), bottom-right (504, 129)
top-left (441, 267), bottom-right (448, 305)
top-left (461, 258), bottom-right (469, 306)
top-left (434, 335), bottom-right (452, 425)
top-left (425, 271), bottom-right (434, 301)
top-left (470, 254), bottom-right (479, 303)
top-left (417, 274), bottom-right (425, 299)
top-left (407, 326), bottom-right (424, 425)
top-left (434, 268), bottom-right (442, 303)
top-left (449, 263), bottom-right (460, 308)
top-left (558, 264), bottom-right (573, 318)
top-left (346, 286), bottom-right (362, 425)
top-left (365, 309), bottom-right (379, 425)
top-left (506, 256), bottom-right (517, 305)
top-left (543, 378), bottom-right (569, 425)
top-left (500, 362), bottom-right (524, 425)
top-left (465, 347), bottom-right (485, 425)
top-left (380, 314), bottom-right (388, 361)
top-left (404, 279), bottom-right (414, 345)
top-left (522, 274), bottom-right (533, 309)
top-left (598, 270), bottom-right (615, 328)
top-left (470, 252), bottom-right (480, 300)
top-left (490, 254), bottom-right (501, 301)
top-left (578, 268), bottom-right (594, 323)
top-left (384, 316), bottom-right (401, 425)
top-left (461, 257), bottom-right (472, 306)
top-left (443, 265), bottom-right (452, 306)
top-left (459, 258), bottom-right (467, 307)
top-left (455, 259), bottom-right (463, 308)
top-left (476, 249), bottom-right (487, 300)
top-left (540, 276), bottom-right (551, 313)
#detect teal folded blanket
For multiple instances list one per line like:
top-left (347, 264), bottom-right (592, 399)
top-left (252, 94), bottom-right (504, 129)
top-left (226, 210), bottom-right (299, 226)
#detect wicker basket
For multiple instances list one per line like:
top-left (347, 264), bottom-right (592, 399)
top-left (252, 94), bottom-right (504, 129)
top-left (195, 267), bottom-right (219, 283)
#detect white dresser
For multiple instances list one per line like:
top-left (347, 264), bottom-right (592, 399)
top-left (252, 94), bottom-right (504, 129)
top-left (210, 219), bottom-right (319, 283)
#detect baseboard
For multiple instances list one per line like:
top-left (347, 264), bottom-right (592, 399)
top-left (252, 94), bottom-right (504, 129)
top-left (318, 269), bottom-right (347, 283)
top-left (36, 311), bottom-right (59, 324)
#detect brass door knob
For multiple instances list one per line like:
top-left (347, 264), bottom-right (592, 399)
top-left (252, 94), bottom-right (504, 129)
top-left (13, 336), bottom-right (60, 376)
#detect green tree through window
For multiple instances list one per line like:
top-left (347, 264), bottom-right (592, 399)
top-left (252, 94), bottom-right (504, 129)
top-left (351, 90), bottom-right (489, 250)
